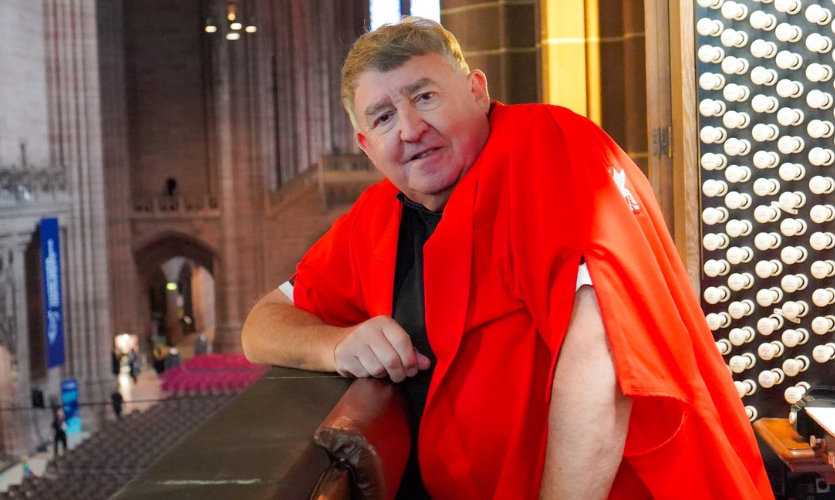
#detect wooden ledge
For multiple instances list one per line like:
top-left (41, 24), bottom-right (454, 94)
top-left (754, 418), bottom-right (827, 473)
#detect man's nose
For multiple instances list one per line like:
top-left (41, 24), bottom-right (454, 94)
top-left (399, 108), bottom-right (428, 142)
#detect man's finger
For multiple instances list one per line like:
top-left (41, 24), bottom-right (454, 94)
top-left (338, 355), bottom-right (369, 379)
top-left (369, 340), bottom-right (407, 383)
top-left (380, 320), bottom-right (419, 377)
top-left (356, 344), bottom-right (389, 378)
top-left (416, 351), bottom-right (432, 371)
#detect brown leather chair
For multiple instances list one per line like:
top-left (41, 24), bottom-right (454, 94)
top-left (310, 378), bottom-right (411, 500)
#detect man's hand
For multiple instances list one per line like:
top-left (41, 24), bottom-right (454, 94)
top-left (333, 316), bottom-right (432, 382)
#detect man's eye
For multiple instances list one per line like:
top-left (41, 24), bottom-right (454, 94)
top-left (419, 92), bottom-right (435, 101)
top-left (376, 113), bottom-right (392, 125)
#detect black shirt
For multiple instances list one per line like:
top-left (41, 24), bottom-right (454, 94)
top-left (392, 192), bottom-right (440, 500)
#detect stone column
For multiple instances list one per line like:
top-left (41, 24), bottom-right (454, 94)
top-left (441, 0), bottom-right (538, 105)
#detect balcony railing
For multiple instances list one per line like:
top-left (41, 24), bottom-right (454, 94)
top-left (131, 195), bottom-right (220, 218)
top-left (0, 167), bottom-right (68, 205)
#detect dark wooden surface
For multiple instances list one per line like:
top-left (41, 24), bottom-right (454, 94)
top-left (754, 418), bottom-right (823, 472)
top-left (111, 367), bottom-right (352, 500)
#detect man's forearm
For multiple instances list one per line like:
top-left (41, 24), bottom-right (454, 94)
top-left (539, 286), bottom-right (632, 499)
top-left (241, 288), bottom-right (346, 371)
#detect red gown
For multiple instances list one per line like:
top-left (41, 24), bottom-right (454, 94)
top-left (293, 103), bottom-right (773, 499)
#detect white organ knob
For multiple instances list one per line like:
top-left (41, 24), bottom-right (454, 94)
top-left (730, 326), bottom-right (756, 346)
top-left (702, 206), bottom-right (729, 225)
top-left (777, 81), bottom-right (804, 100)
top-left (697, 0), bottom-right (724, 8)
top-left (721, 1), bottom-right (749, 20)
top-left (776, 23), bottom-right (803, 42)
top-left (779, 163), bottom-right (805, 181)
top-left (781, 273), bottom-right (808, 293)
top-left (735, 379), bottom-right (758, 398)
top-left (699, 72), bottom-right (726, 91)
top-left (780, 219), bottom-right (807, 237)
top-left (807, 5), bottom-right (833, 25)
top-left (750, 11), bottom-right (777, 31)
top-left (727, 246), bottom-right (753, 265)
top-left (751, 68), bottom-right (779, 87)
top-left (778, 191), bottom-right (806, 212)
top-left (755, 232), bottom-right (781, 251)
top-left (754, 205), bottom-right (781, 224)
top-left (703, 179), bottom-right (729, 197)
top-left (721, 29), bottom-right (749, 48)
top-left (757, 314), bottom-right (785, 336)
top-left (725, 164), bottom-right (752, 183)
top-left (699, 45), bottom-right (726, 64)
top-left (758, 368), bottom-right (785, 389)
top-left (753, 178), bottom-right (781, 197)
top-left (722, 56), bottom-right (749, 75)
top-left (729, 299), bottom-right (755, 319)
top-left (810, 232), bottom-right (835, 251)
top-left (729, 272), bottom-right (755, 291)
top-left (750, 39), bottom-right (776, 58)
top-left (758, 340), bottom-right (785, 361)
top-left (777, 136), bottom-right (805, 155)
top-left (812, 316), bottom-right (835, 335)
top-left (730, 353), bottom-right (756, 373)
top-left (811, 260), bottom-right (835, 279)
top-left (705, 258), bottom-right (731, 277)
top-left (782, 355), bottom-right (809, 377)
top-left (697, 18), bottom-right (725, 37)
top-left (724, 138), bottom-right (751, 156)
top-left (784, 383), bottom-right (809, 405)
top-left (703, 232), bottom-right (730, 251)
top-left (806, 63), bottom-right (834, 82)
top-left (807, 90), bottom-right (834, 109)
top-left (774, 0), bottom-right (801, 15)
top-left (702, 152), bottom-right (729, 171)
top-left (723, 110), bottom-right (750, 129)
top-left (699, 99), bottom-right (726, 117)
top-left (811, 205), bottom-right (835, 224)
top-left (701, 126), bottom-right (728, 144)
top-left (706, 312), bottom-right (732, 331)
top-left (704, 285), bottom-right (732, 304)
top-left (753, 151), bottom-right (780, 169)
top-left (780, 246), bottom-right (807, 265)
top-left (781, 300), bottom-right (808, 321)
top-left (723, 83), bottom-right (750, 102)
top-left (752, 123), bottom-right (779, 142)
top-left (807, 33), bottom-right (834, 53)
top-left (717, 338), bottom-right (733, 355)
top-left (756, 287), bottom-right (784, 307)
top-left (782, 328), bottom-right (809, 348)
top-left (808, 119), bottom-right (835, 138)
top-left (776, 51), bottom-right (803, 70)
top-left (724, 191), bottom-right (752, 210)
top-left (810, 177), bottom-right (835, 195)
top-left (811, 148), bottom-right (835, 168)
top-left (745, 406), bottom-right (758, 422)
top-left (777, 107), bottom-right (804, 126)
top-left (813, 287), bottom-right (835, 307)
top-left (726, 219), bottom-right (752, 237)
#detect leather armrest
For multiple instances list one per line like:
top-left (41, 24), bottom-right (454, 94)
top-left (312, 378), bottom-right (410, 500)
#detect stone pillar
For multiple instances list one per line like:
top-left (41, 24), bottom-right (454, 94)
top-left (441, 0), bottom-right (538, 105)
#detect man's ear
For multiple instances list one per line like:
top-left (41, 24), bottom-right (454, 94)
top-left (356, 132), bottom-right (369, 153)
top-left (467, 70), bottom-right (490, 111)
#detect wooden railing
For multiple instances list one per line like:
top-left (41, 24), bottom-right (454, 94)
top-left (131, 195), bottom-right (220, 218)
top-left (0, 167), bottom-right (68, 205)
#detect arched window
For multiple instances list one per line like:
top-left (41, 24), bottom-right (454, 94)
top-left (370, 0), bottom-right (441, 31)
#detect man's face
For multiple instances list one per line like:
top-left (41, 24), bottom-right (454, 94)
top-left (353, 53), bottom-right (490, 211)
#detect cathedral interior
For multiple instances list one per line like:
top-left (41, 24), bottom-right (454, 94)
top-left (3, 0), bottom-right (835, 498)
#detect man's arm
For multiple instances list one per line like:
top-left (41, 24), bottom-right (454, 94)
top-left (241, 288), bottom-right (430, 382)
top-left (539, 286), bottom-right (632, 499)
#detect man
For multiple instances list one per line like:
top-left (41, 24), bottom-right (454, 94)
top-left (242, 17), bottom-right (772, 499)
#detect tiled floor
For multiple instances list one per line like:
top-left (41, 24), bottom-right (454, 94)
top-left (0, 365), bottom-right (166, 493)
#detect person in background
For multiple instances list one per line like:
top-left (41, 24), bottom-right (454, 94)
top-left (111, 391), bottom-right (124, 419)
top-left (51, 408), bottom-right (67, 458)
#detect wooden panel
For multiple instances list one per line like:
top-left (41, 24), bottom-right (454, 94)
top-left (668, 0), bottom-right (701, 291)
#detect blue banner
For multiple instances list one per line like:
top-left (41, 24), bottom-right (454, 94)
top-left (40, 217), bottom-right (65, 368)
top-left (61, 379), bottom-right (82, 434)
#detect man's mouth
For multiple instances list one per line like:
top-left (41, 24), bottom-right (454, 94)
top-left (410, 148), bottom-right (440, 161)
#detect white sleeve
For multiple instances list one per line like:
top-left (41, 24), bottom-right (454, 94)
top-left (279, 281), bottom-right (295, 303)
top-left (576, 262), bottom-right (594, 290)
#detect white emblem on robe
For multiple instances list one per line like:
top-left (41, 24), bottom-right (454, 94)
top-left (610, 168), bottom-right (640, 213)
